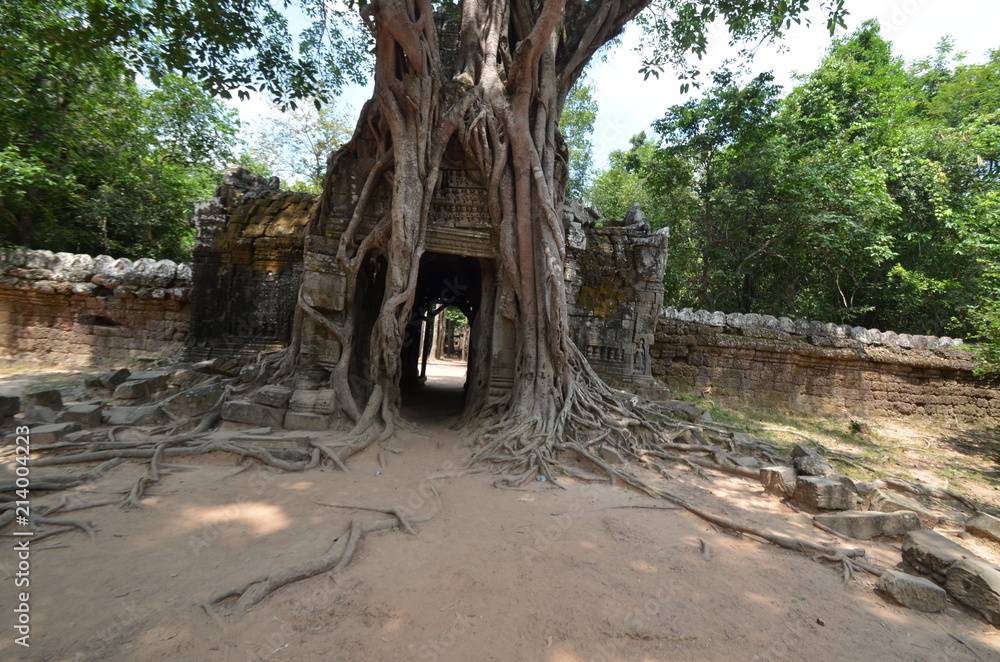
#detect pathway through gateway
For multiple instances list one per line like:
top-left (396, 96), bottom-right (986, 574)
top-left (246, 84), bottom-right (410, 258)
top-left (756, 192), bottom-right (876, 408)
top-left (400, 356), bottom-right (467, 423)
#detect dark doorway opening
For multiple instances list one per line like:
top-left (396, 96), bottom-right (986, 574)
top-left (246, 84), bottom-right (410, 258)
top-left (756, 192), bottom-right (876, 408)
top-left (400, 252), bottom-right (483, 419)
top-left (350, 250), bottom-right (387, 406)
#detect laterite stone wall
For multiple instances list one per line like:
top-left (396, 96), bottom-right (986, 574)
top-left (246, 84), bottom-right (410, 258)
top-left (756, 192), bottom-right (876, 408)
top-left (652, 307), bottom-right (1000, 422)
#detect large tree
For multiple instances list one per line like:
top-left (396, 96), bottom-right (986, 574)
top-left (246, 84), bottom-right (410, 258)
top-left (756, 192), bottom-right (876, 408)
top-left (21, 0), bottom-right (848, 470)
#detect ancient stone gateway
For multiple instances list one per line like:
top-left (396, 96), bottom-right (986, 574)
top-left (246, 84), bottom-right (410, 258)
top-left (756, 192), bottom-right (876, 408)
top-left (184, 166), bottom-right (668, 427)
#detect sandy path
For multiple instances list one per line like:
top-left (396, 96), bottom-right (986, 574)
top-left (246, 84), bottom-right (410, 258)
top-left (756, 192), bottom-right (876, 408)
top-left (1, 362), bottom-right (998, 661)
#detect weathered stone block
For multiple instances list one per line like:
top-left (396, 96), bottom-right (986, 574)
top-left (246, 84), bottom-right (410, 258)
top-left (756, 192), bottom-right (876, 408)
top-left (289, 389), bottom-right (319, 412)
top-left (663, 400), bottom-right (703, 422)
top-left (24, 389), bottom-right (63, 411)
top-left (790, 444), bottom-right (837, 478)
top-left (161, 381), bottom-right (225, 419)
top-left (729, 454), bottom-right (761, 469)
top-left (29, 422), bottom-right (82, 445)
top-left (902, 530), bottom-right (977, 582)
top-left (946, 558), bottom-right (1000, 627)
top-left (966, 513), bottom-right (1000, 544)
top-left (64, 429), bottom-right (94, 445)
top-left (251, 385), bottom-right (293, 409)
top-left (221, 400), bottom-right (285, 427)
top-left (128, 370), bottom-right (171, 387)
top-left (113, 380), bottom-right (160, 400)
top-left (284, 411), bottom-right (329, 431)
top-left (101, 368), bottom-right (131, 389)
top-left (55, 404), bottom-right (103, 428)
top-left (314, 389), bottom-right (337, 414)
top-left (866, 488), bottom-right (941, 529)
top-left (760, 466), bottom-right (797, 496)
top-left (793, 476), bottom-right (856, 510)
top-left (0, 394), bottom-right (20, 417)
top-left (814, 510), bottom-right (920, 540)
top-left (877, 569), bottom-right (946, 613)
top-left (24, 405), bottom-right (57, 424)
top-left (105, 405), bottom-right (168, 426)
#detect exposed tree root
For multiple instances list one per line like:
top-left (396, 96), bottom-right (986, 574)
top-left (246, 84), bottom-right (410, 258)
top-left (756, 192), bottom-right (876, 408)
top-left (202, 502), bottom-right (439, 619)
top-left (559, 441), bottom-right (879, 579)
top-left (0, 458), bottom-right (123, 493)
top-left (30, 516), bottom-right (95, 539)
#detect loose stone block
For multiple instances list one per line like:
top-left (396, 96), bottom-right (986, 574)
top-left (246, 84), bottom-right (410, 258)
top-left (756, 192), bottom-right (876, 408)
top-left (790, 444), bottom-right (837, 478)
top-left (64, 429), bottom-right (94, 445)
top-left (876, 569), bottom-right (947, 613)
top-left (663, 400), bottom-right (704, 423)
top-left (284, 411), bottom-right (329, 431)
top-left (289, 389), bottom-right (319, 412)
top-left (793, 476), bottom-right (856, 511)
top-left (161, 381), bottom-right (225, 419)
top-left (866, 488), bottom-right (941, 529)
top-left (24, 405), bottom-right (57, 424)
top-left (221, 400), bottom-right (285, 427)
top-left (966, 513), bottom-right (1000, 544)
top-left (0, 394), bottom-right (20, 417)
top-left (105, 405), bottom-right (168, 426)
top-left (128, 370), bottom-right (171, 388)
top-left (101, 368), bottom-right (132, 389)
top-left (946, 558), bottom-right (1000, 627)
top-left (902, 530), bottom-right (977, 583)
top-left (251, 385), bottom-right (293, 409)
top-left (113, 380), bottom-right (161, 400)
top-left (24, 389), bottom-right (63, 411)
top-left (760, 466), bottom-right (797, 496)
top-left (814, 510), bottom-right (920, 540)
top-left (29, 422), bottom-right (82, 445)
top-left (55, 403), bottom-right (103, 428)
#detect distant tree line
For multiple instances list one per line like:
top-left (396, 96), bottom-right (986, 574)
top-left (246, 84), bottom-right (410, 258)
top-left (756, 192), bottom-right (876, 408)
top-left (588, 22), bottom-right (1000, 369)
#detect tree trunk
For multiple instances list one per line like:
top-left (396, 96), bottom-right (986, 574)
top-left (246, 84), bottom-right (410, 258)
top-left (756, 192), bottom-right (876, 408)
top-left (291, 0), bottom-right (652, 476)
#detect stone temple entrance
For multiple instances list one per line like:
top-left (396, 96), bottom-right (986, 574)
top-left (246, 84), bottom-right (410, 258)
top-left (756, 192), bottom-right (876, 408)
top-left (400, 252), bottom-right (487, 414)
top-left (183, 167), bottom-right (668, 431)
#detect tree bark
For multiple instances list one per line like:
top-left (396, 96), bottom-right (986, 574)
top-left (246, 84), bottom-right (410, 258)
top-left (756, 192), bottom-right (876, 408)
top-left (297, 0), bottom-right (655, 471)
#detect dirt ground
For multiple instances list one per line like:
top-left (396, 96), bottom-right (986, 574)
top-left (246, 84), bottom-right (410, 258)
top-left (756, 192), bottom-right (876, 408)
top-left (2, 361), bottom-right (1000, 661)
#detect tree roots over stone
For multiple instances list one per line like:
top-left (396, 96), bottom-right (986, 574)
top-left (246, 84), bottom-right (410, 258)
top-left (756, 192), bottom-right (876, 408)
top-left (7, 364), bottom-right (989, 618)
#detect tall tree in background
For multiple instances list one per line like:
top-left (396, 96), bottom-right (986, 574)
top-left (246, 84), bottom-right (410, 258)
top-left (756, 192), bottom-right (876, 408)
top-left (0, 4), bottom-right (240, 260)
top-left (588, 22), bottom-right (1000, 369)
top-left (240, 100), bottom-right (355, 193)
top-left (559, 78), bottom-right (598, 199)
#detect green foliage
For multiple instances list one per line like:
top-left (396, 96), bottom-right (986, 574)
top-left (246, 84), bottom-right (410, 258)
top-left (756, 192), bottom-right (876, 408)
top-left (3, 0), bottom-right (371, 107)
top-left (240, 99), bottom-right (354, 193)
top-left (560, 79), bottom-right (598, 199)
top-left (0, 5), bottom-right (241, 261)
top-left (588, 22), bottom-right (1000, 368)
top-left (636, 0), bottom-right (847, 91)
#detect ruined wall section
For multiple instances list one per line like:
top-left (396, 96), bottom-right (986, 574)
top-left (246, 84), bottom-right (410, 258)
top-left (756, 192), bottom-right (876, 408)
top-left (185, 167), bottom-right (317, 360)
top-left (564, 202), bottom-right (669, 387)
top-left (0, 249), bottom-right (191, 365)
top-left (652, 307), bottom-right (999, 421)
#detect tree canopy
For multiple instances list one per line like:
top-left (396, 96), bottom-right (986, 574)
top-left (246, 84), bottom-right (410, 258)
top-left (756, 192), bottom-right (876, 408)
top-left (0, 2), bottom-right (241, 260)
top-left (589, 22), bottom-right (1000, 369)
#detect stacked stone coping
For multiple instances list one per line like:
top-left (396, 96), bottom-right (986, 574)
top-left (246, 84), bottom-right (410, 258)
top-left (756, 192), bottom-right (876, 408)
top-left (661, 306), bottom-right (965, 352)
top-left (0, 248), bottom-right (192, 300)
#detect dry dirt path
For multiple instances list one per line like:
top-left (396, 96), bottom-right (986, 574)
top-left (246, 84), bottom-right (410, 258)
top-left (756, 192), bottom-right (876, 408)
top-left (1, 363), bottom-right (999, 661)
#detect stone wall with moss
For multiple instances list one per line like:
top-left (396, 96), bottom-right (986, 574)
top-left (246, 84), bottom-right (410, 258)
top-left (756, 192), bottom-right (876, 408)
top-left (652, 307), bottom-right (1000, 421)
top-left (0, 249), bottom-right (191, 365)
top-left (184, 167), bottom-right (317, 360)
top-left (564, 202), bottom-right (669, 387)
